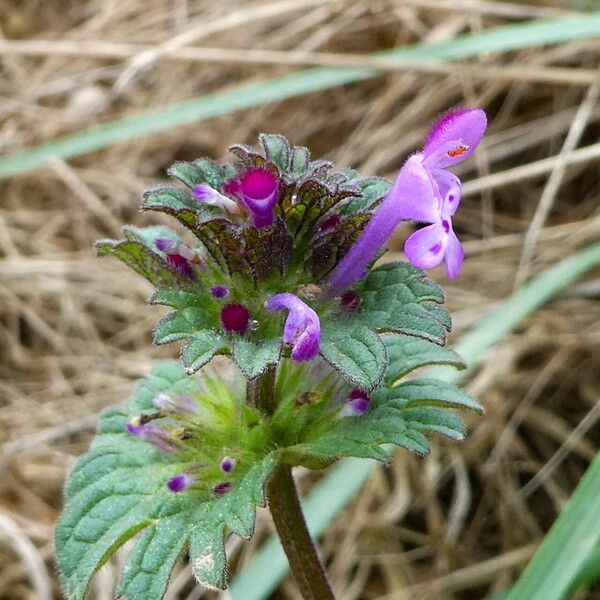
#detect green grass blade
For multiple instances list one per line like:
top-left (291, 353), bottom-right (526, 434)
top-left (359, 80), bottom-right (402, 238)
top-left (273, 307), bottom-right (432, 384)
top-left (505, 454), bottom-right (600, 600)
top-left (3, 13), bottom-right (600, 179)
top-left (228, 242), bottom-right (600, 600)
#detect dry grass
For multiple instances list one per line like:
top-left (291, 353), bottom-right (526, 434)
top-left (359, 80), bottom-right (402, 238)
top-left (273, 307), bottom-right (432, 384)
top-left (1, 1), bottom-right (600, 598)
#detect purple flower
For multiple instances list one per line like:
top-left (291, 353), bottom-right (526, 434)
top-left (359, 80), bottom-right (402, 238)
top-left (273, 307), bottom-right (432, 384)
top-left (211, 285), bottom-right (229, 299)
top-left (126, 418), bottom-right (175, 452)
top-left (326, 108), bottom-right (486, 290)
top-left (265, 293), bottom-right (320, 361)
top-left (155, 238), bottom-right (201, 279)
top-left (220, 457), bottom-right (236, 473)
top-left (224, 168), bottom-right (279, 228)
top-left (152, 393), bottom-right (199, 414)
top-left (167, 473), bottom-right (195, 493)
top-left (192, 183), bottom-right (239, 213)
top-left (345, 389), bottom-right (370, 416)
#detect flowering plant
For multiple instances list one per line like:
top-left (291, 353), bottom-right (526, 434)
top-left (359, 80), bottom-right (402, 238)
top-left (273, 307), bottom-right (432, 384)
top-left (55, 109), bottom-right (486, 600)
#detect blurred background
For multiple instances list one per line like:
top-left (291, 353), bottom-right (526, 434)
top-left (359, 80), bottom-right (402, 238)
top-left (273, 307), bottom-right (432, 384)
top-left (1, 1), bottom-right (600, 598)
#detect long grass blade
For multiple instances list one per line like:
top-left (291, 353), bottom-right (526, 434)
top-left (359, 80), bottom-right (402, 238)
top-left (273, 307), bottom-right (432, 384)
top-left (228, 242), bottom-right (600, 600)
top-left (2, 14), bottom-right (600, 179)
top-left (505, 454), bottom-right (600, 599)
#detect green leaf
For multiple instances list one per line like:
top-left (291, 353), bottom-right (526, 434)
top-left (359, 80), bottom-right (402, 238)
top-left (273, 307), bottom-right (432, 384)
top-left (389, 378), bottom-right (483, 413)
top-left (127, 360), bottom-right (199, 414)
top-left (189, 457), bottom-right (276, 589)
top-left (383, 335), bottom-right (465, 385)
top-left (356, 261), bottom-right (449, 344)
top-left (141, 185), bottom-right (203, 228)
top-left (340, 177), bottom-right (391, 214)
top-left (153, 308), bottom-right (216, 345)
top-left (96, 225), bottom-right (187, 286)
top-left (289, 146), bottom-right (311, 175)
top-left (182, 331), bottom-right (228, 372)
top-left (259, 134), bottom-right (290, 171)
top-left (96, 240), bottom-right (172, 286)
top-left (319, 321), bottom-right (386, 389)
top-left (55, 409), bottom-right (179, 600)
top-left (400, 407), bottom-right (465, 441)
top-left (293, 406), bottom-right (430, 463)
top-left (233, 336), bottom-right (282, 380)
top-left (55, 362), bottom-right (277, 599)
top-left (150, 288), bottom-right (206, 310)
top-left (117, 513), bottom-right (189, 600)
top-left (168, 158), bottom-right (227, 190)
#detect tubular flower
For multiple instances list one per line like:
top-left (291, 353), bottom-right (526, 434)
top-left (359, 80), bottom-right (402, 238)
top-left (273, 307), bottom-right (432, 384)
top-left (265, 293), bottom-right (321, 361)
top-left (126, 418), bottom-right (175, 453)
top-left (152, 392), bottom-right (199, 415)
top-left (345, 389), bottom-right (370, 416)
top-left (155, 238), bottom-right (201, 279)
top-left (224, 168), bottom-right (279, 228)
top-left (327, 108), bottom-right (486, 291)
top-left (192, 183), bottom-right (239, 213)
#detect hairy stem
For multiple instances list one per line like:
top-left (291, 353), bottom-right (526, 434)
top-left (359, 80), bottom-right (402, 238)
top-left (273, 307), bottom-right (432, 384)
top-left (249, 368), bottom-right (335, 600)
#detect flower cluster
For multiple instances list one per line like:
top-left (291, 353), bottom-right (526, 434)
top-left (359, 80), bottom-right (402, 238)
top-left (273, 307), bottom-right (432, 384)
top-left (125, 367), bottom-right (379, 497)
top-left (98, 109), bottom-right (486, 389)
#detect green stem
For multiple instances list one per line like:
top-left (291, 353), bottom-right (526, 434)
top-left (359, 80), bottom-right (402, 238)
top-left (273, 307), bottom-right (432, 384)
top-left (249, 368), bottom-right (335, 600)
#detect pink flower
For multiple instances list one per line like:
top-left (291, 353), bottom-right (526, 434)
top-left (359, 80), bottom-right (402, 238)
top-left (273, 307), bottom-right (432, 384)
top-left (155, 238), bottom-right (201, 279)
top-left (401, 108), bottom-right (487, 279)
top-left (327, 108), bottom-right (486, 291)
top-left (265, 293), bottom-right (321, 361)
top-left (223, 168), bottom-right (279, 228)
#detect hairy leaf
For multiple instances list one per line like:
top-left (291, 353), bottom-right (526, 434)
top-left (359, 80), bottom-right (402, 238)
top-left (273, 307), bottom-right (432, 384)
top-left (383, 335), bottom-right (465, 385)
top-left (356, 261), bottom-right (449, 344)
top-left (339, 177), bottom-right (391, 214)
top-left (319, 321), bottom-right (387, 389)
top-left (55, 363), bottom-right (275, 599)
top-left (259, 133), bottom-right (290, 172)
top-left (153, 308), bottom-right (216, 345)
top-left (142, 185), bottom-right (202, 229)
top-left (389, 378), bottom-right (483, 413)
top-left (182, 331), bottom-right (229, 372)
top-left (168, 158), bottom-right (228, 190)
top-left (233, 336), bottom-right (282, 380)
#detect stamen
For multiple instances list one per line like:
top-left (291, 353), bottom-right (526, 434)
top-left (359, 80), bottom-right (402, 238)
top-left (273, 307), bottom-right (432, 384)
top-left (447, 144), bottom-right (468, 158)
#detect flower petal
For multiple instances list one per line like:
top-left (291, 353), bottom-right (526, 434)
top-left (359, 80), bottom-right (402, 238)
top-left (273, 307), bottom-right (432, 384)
top-left (389, 154), bottom-right (441, 223)
top-left (238, 168), bottom-right (279, 228)
top-left (404, 221), bottom-right (447, 270)
top-left (423, 108), bottom-right (487, 169)
top-left (431, 169), bottom-right (462, 217)
top-left (326, 155), bottom-right (439, 294)
top-left (265, 293), bottom-right (320, 361)
top-left (444, 228), bottom-right (464, 279)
